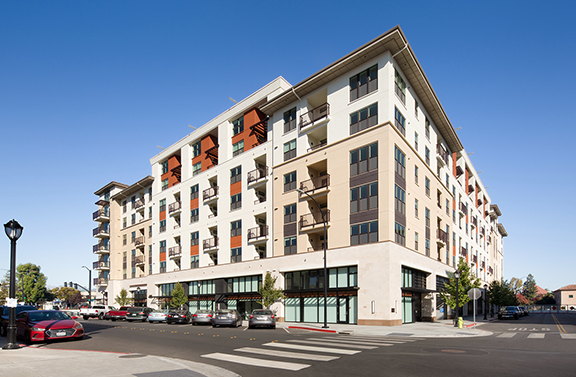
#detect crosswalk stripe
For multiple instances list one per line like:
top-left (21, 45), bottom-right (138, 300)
top-left (560, 333), bottom-right (576, 339)
top-left (201, 352), bottom-right (310, 371)
top-left (306, 337), bottom-right (396, 346)
top-left (235, 347), bottom-right (339, 361)
top-left (325, 336), bottom-right (408, 344)
top-left (527, 333), bottom-right (545, 339)
top-left (287, 340), bottom-right (377, 349)
top-left (497, 333), bottom-right (516, 338)
top-left (263, 342), bottom-right (360, 355)
top-left (338, 335), bottom-right (420, 342)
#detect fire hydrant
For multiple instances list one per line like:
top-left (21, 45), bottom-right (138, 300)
top-left (457, 317), bottom-right (463, 329)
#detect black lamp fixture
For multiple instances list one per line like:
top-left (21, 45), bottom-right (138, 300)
top-left (454, 270), bottom-right (460, 328)
top-left (3, 219), bottom-right (23, 350)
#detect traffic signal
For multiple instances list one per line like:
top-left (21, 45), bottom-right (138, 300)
top-left (64, 282), bottom-right (67, 287)
top-left (69, 281), bottom-right (73, 288)
top-left (74, 283), bottom-right (78, 290)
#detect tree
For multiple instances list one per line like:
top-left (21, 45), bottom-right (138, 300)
top-left (49, 287), bottom-right (81, 308)
top-left (439, 258), bottom-right (481, 316)
top-left (258, 272), bottom-right (284, 309)
top-left (508, 277), bottom-right (524, 294)
top-left (487, 279), bottom-right (517, 308)
top-left (69, 291), bottom-right (83, 307)
top-left (522, 274), bottom-right (538, 303)
top-left (115, 288), bottom-right (133, 306)
top-left (0, 272), bottom-right (12, 305)
top-left (535, 292), bottom-right (556, 305)
top-left (171, 282), bottom-right (188, 308)
top-left (16, 263), bottom-right (47, 305)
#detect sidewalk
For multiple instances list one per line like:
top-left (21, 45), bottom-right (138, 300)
top-left (0, 317), bottom-right (493, 376)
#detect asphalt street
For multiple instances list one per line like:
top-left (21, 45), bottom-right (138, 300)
top-left (34, 313), bottom-right (576, 377)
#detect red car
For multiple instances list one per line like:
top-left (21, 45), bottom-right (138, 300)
top-left (16, 310), bottom-right (84, 343)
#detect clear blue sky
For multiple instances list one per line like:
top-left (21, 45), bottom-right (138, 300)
top-left (1, 1), bottom-right (574, 292)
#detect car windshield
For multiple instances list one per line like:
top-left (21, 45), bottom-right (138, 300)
top-left (195, 310), bottom-right (212, 314)
top-left (505, 306), bottom-right (517, 310)
top-left (253, 310), bottom-right (273, 315)
top-left (151, 310), bottom-right (167, 314)
top-left (29, 311), bottom-right (71, 322)
top-left (217, 310), bottom-right (233, 314)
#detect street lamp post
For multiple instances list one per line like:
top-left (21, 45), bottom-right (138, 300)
top-left (197, 281), bottom-right (201, 311)
top-left (82, 266), bottom-right (92, 307)
top-left (296, 188), bottom-right (328, 329)
top-left (454, 270), bottom-right (460, 328)
top-left (3, 219), bottom-right (23, 350)
top-left (484, 283), bottom-right (488, 320)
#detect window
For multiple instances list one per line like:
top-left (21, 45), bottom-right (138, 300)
top-left (148, 187), bottom-right (152, 201)
top-left (159, 220), bottom-right (166, 233)
top-left (231, 220), bottom-right (242, 237)
top-left (394, 69), bottom-right (406, 103)
top-left (394, 146), bottom-right (405, 178)
top-left (284, 171), bottom-right (296, 192)
top-left (190, 184), bottom-right (199, 200)
top-left (122, 200), bottom-right (127, 213)
top-left (160, 261), bottom-right (166, 273)
top-left (350, 103), bottom-right (378, 135)
top-left (394, 107), bottom-right (406, 136)
top-left (231, 247), bottom-right (242, 263)
top-left (395, 223), bottom-right (406, 246)
top-left (425, 208), bottom-right (430, 228)
top-left (162, 178), bottom-right (169, 191)
top-left (425, 177), bottom-right (430, 197)
top-left (284, 236), bottom-right (297, 255)
top-left (415, 199), bottom-right (419, 218)
top-left (230, 166), bottom-right (241, 184)
top-left (415, 100), bottom-right (419, 117)
top-left (161, 161), bottom-right (169, 174)
top-left (350, 221), bottom-right (378, 245)
top-left (232, 140), bottom-right (244, 157)
top-left (284, 107), bottom-right (297, 133)
top-left (350, 64), bottom-right (377, 101)
top-left (231, 193), bottom-right (242, 210)
top-left (192, 141), bottom-right (201, 157)
top-left (149, 225), bottom-right (152, 237)
top-left (425, 146), bottom-right (430, 166)
top-left (284, 139), bottom-right (296, 161)
top-left (415, 232), bottom-right (419, 250)
top-left (131, 214), bottom-right (136, 225)
top-left (284, 204), bottom-right (296, 223)
top-left (350, 182), bottom-right (378, 213)
top-left (350, 143), bottom-right (377, 176)
top-left (122, 217), bottom-right (127, 228)
top-left (191, 255), bottom-right (199, 269)
top-left (445, 173), bottom-right (449, 188)
top-left (425, 239), bottom-right (430, 256)
top-left (190, 208), bottom-right (199, 223)
top-left (415, 165), bottom-right (419, 184)
top-left (425, 117), bottom-right (431, 140)
top-left (446, 199), bottom-right (450, 215)
top-left (131, 196), bottom-right (136, 209)
top-left (415, 132), bottom-right (419, 151)
top-left (192, 162), bottom-right (201, 176)
top-left (159, 199), bottom-right (166, 212)
top-left (123, 234), bottom-right (127, 246)
top-left (232, 116), bottom-right (244, 136)
top-left (148, 206), bottom-right (152, 219)
top-left (159, 240), bottom-right (166, 253)
top-left (394, 185), bottom-right (405, 215)
top-left (191, 231), bottom-right (199, 246)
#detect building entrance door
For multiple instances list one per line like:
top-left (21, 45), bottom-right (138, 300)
top-left (337, 296), bottom-right (349, 324)
top-left (413, 293), bottom-right (422, 322)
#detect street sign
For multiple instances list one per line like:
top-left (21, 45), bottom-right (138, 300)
top-left (6, 298), bottom-right (17, 308)
top-left (468, 288), bottom-right (482, 300)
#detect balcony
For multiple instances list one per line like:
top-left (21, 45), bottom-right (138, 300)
top-left (169, 201), bottom-right (182, 215)
top-left (471, 255), bottom-right (477, 265)
top-left (299, 209), bottom-right (330, 233)
top-left (247, 167), bottom-right (268, 186)
top-left (134, 236), bottom-right (145, 248)
top-left (134, 198), bottom-right (145, 211)
top-left (92, 226), bottom-right (110, 238)
top-left (299, 103), bottom-right (330, 132)
top-left (93, 243), bottom-right (110, 254)
top-left (460, 247), bottom-right (467, 257)
top-left (203, 186), bottom-right (219, 203)
top-left (436, 228), bottom-right (447, 246)
top-left (307, 139), bottom-right (328, 153)
top-left (92, 209), bottom-right (110, 221)
top-left (436, 143), bottom-right (449, 166)
top-left (133, 256), bottom-right (145, 267)
top-left (247, 225), bottom-right (268, 243)
top-left (93, 278), bottom-right (108, 286)
top-left (455, 166), bottom-right (464, 177)
top-left (169, 246), bottom-right (182, 259)
top-left (203, 237), bottom-right (219, 252)
top-left (471, 216), bottom-right (478, 227)
top-left (459, 202), bottom-right (467, 216)
top-left (481, 261), bottom-right (485, 270)
top-left (468, 184), bottom-right (475, 194)
top-left (93, 261), bottom-right (110, 270)
top-left (299, 174), bottom-right (330, 196)
top-left (488, 266), bottom-right (493, 274)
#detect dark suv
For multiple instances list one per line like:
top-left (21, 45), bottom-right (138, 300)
top-left (498, 306), bottom-right (521, 320)
top-left (0, 304), bottom-right (37, 336)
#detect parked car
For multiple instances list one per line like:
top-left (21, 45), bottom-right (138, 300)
top-left (148, 309), bottom-right (169, 323)
top-left (80, 305), bottom-right (111, 320)
top-left (192, 309), bottom-right (214, 325)
top-left (498, 306), bottom-right (521, 320)
top-left (166, 309), bottom-right (192, 324)
top-left (248, 309), bottom-right (276, 329)
top-left (0, 304), bottom-right (37, 336)
top-left (212, 309), bottom-right (243, 328)
top-left (106, 306), bottom-right (132, 321)
top-left (16, 310), bottom-right (83, 343)
top-left (518, 306), bottom-right (529, 316)
top-left (126, 307), bottom-right (154, 322)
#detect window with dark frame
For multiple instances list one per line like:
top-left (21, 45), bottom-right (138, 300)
top-left (284, 107), bottom-right (297, 133)
top-left (230, 166), bottom-right (242, 184)
top-left (232, 116), bottom-right (244, 136)
top-left (284, 204), bottom-right (296, 223)
top-left (231, 220), bottom-right (242, 237)
top-left (394, 146), bottom-right (405, 178)
top-left (350, 221), bottom-right (378, 245)
top-left (231, 247), bottom-right (242, 263)
top-left (284, 171), bottom-right (296, 192)
top-left (284, 139), bottom-right (296, 161)
top-left (230, 193), bottom-right (242, 210)
top-left (350, 182), bottom-right (378, 213)
top-left (350, 65), bottom-right (378, 101)
top-left (395, 223), bottom-right (406, 246)
top-left (192, 142), bottom-right (201, 157)
top-left (394, 107), bottom-right (406, 136)
top-left (394, 69), bottom-right (406, 103)
top-left (284, 236), bottom-right (297, 255)
top-left (190, 184), bottom-right (199, 200)
top-left (350, 103), bottom-right (378, 135)
top-left (395, 185), bottom-right (406, 215)
top-left (350, 143), bottom-right (378, 176)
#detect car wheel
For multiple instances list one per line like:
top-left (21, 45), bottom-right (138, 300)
top-left (272, 325), bottom-right (276, 329)
top-left (514, 315), bottom-right (519, 320)
top-left (83, 315), bottom-right (89, 320)
top-left (111, 318), bottom-right (116, 322)
top-left (99, 313), bottom-right (104, 320)
top-left (142, 319), bottom-right (146, 322)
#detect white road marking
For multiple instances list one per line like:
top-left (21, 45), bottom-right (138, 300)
top-left (201, 352), bottom-right (310, 371)
top-left (235, 347), bottom-right (339, 361)
top-left (324, 337), bottom-right (406, 344)
top-left (560, 334), bottom-right (576, 339)
top-left (307, 337), bottom-right (397, 346)
top-left (497, 333), bottom-right (517, 338)
top-left (339, 335), bottom-right (419, 342)
top-left (283, 328), bottom-right (290, 333)
top-left (287, 340), bottom-right (377, 349)
top-left (527, 333), bottom-right (545, 339)
top-left (263, 342), bottom-right (360, 355)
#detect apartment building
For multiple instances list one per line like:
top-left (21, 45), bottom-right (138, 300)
top-left (91, 26), bottom-right (507, 326)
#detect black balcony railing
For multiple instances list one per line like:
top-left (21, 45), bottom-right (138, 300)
top-left (92, 226), bottom-right (109, 236)
top-left (92, 208), bottom-right (110, 220)
top-left (134, 236), bottom-right (145, 246)
top-left (460, 247), bottom-right (467, 257)
top-left (93, 278), bottom-right (108, 285)
top-left (93, 261), bottom-right (110, 269)
top-left (247, 166), bottom-right (268, 184)
top-left (299, 174), bottom-right (330, 194)
top-left (132, 256), bottom-right (145, 267)
top-left (459, 202), bottom-right (467, 215)
top-left (203, 237), bottom-right (219, 250)
top-left (247, 225), bottom-right (268, 241)
top-left (169, 246), bottom-right (182, 257)
top-left (299, 209), bottom-right (330, 230)
top-left (169, 201), bottom-right (182, 213)
top-left (203, 186), bottom-right (219, 201)
top-left (436, 143), bottom-right (449, 165)
top-left (93, 243), bottom-right (110, 253)
top-left (299, 103), bottom-right (329, 130)
top-left (437, 228), bottom-right (448, 243)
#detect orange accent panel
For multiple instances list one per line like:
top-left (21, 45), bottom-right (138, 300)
top-left (452, 153), bottom-right (457, 177)
top-left (465, 169), bottom-right (469, 195)
top-left (483, 197), bottom-right (486, 216)
top-left (230, 235), bottom-right (242, 248)
top-left (230, 181), bottom-right (242, 195)
top-left (475, 185), bottom-right (479, 208)
top-left (190, 198), bottom-right (199, 209)
top-left (190, 245), bottom-right (199, 256)
top-left (201, 134), bottom-right (218, 171)
top-left (168, 155), bottom-right (181, 187)
top-left (160, 252), bottom-right (166, 262)
top-left (160, 211), bottom-right (166, 221)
